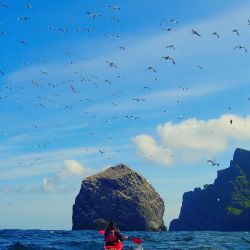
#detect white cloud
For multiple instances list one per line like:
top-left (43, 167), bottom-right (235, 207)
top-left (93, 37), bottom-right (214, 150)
top-left (0, 160), bottom-right (96, 194)
top-left (133, 114), bottom-right (250, 166)
top-left (41, 159), bottom-right (95, 193)
top-left (56, 160), bottom-right (85, 179)
top-left (132, 135), bottom-right (173, 165)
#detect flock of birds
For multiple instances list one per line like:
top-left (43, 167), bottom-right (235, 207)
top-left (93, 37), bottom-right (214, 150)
top-left (0, 2), bottom-right (250, 169)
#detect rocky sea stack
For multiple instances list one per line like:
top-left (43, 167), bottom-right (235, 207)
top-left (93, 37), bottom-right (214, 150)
top-left (72, 164), bottom-right (166, 231)
top-left (170, 148), bottom-right (250, 231)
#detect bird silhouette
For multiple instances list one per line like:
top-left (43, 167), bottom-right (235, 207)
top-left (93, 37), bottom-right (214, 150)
top-left (108, 5), bottom-right (120, 10)
top-left (191, 29), bottom-right (201, 36)
top-left (146, 66), bottom-right (157, 73)
top-left (161, 28), bottom-right (177, 32)
top-left (213, 32), bottom-right (220, 38)
top-left (18, 40), bottom-right (28, 45)
top-left (106, 61), bottom-right (117, 68)
top-left (0, 3), bottom-right (10, 8)
top-left (170, 19), bottom-right (178, 24)
top-left (232, 29), bottom-right (239, 36)
top-left (162, 56), bottom-right (176, 64)
top-left (18, 16), bottom-right (31, 21)
top-left (166, 44), bottom-right (175, 50)
top-left (86, 12), bottom-right (101, 19)
top-left (25, 4), bottom-right (33, 8)
top-left (206, 160), bottom-right (219, 166)
top-left (234, 45), bottom-right (247, 53)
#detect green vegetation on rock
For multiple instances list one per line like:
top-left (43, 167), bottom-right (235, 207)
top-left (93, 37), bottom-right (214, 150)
top-left (225, 165), bottom-right (250, 213)
top-left (226, 206), bottom-right (243, 215)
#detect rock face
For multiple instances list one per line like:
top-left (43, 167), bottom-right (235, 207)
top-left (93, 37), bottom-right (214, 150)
top-left (169, 148), bottom-right (250, 231)
top-left (72, 164), bottom-right (166, 231)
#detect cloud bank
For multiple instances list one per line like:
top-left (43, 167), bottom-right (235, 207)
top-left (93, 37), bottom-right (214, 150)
top-left (133, 114), bottom-right (250, 165)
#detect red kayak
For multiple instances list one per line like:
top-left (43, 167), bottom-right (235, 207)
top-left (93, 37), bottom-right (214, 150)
top-left (104, 242), bottom-right (123, 250)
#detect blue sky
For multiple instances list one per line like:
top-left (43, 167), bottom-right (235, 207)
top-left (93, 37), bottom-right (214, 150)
top-left (1, 0), bottom-right (250, 230)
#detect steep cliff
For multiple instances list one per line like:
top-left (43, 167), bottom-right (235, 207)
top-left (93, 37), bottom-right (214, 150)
top-left (72, 164), bottom-right (166, 231)
top-left (170, 148), bottom-right (250, 231)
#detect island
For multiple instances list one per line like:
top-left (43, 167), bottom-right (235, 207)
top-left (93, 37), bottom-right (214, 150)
top-left (72, 164), bottom-right (166, 231)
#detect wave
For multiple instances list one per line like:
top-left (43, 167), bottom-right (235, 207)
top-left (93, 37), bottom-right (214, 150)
top-left (7, 242), bottom-right (29, 250)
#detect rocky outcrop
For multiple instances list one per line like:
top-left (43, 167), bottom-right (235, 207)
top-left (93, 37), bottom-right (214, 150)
top-left (72, 164), bottom-right (166, 231)
top-left (169, 148), bottom-right (250, 231)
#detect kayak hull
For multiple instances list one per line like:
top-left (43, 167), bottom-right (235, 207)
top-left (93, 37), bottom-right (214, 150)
top-left (104, 242), bottom-right (123, 250)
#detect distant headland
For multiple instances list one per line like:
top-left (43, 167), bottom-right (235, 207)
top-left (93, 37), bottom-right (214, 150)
top-left (170, 148), bottom-right (250, 231)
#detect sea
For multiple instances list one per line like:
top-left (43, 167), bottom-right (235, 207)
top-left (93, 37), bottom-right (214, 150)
top-left (0, 230), bottom-right (250, 250)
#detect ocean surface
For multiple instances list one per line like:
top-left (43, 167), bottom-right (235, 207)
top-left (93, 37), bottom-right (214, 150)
top-left (0, 230), bottom-right (250, 250)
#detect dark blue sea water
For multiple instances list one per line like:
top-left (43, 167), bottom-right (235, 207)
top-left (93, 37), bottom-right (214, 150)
top-left (0, 230), bottom-right (250, 250)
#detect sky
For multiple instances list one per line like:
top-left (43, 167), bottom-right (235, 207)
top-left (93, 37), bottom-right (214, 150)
top-left (0, 0), bottom-right (250, 230)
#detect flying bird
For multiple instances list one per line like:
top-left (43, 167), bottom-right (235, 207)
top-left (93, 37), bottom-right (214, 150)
top-left (191, 29), bottom-right (201, 36)
top-left (161, 28), bottom-right (177, 32)
top-left (213, 32), bottom-right (220, 38)
top-left (104, 79), bottom-right (112, 85)
top-left (108, 5), bottom-right (120, 10)
top-left (17, 16), bottom-right (31, 21)
top-left (0, 3), bottom-right (10, 8)
top-left (106, 61), bottom-right (117, 68)
top-left (206, 160), bottom-right (219, 167)
top-left (18, 40), bottom-right (28, 45)
top-left (160, 18), bottom-right (178, 25)
top-left (162, 56), bottom-right (176, 64)
top-left (170, 19), bottom-right (178, 24)
top-left (25, 3), bottom-right (33, 8)
top-left (166, 44), bottom-right (175, 50)
top-left (234, 45), bottom-right (247, 53)
top-left (232, 29), bottom-right (239, 36)
top-left (86, 12), bottom-right (101, 19)
top-left (110, 16), bottom-right (119, 22)
top-left (146, 66), bottom-right (157, 73)
top-left (131, 98), bottom-right (146, 102)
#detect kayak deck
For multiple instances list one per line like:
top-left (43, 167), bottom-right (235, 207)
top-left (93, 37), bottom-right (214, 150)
top-left (104, 242), bottom-right (123, 250)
